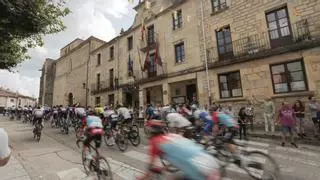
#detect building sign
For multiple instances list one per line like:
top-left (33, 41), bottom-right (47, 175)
top-left (172, 96), bottom-right (186, 104)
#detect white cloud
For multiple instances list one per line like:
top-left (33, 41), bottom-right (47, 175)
top-left (1, 0), bottom-right (136, 98)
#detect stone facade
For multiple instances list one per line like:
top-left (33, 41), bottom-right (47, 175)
top-left (39, 58), bottom-right (56, 106)
top-left (0, 88), bottom-right (37, 112)
top-left (52, 36), bottom-right (105, 106)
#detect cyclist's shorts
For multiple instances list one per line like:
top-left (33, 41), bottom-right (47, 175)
top-left (84, 128), bottom-right (104, 148)
top-left (222, 128), bottom-right (237, 143)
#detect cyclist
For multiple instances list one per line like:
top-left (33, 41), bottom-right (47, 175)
top-left (146, 104), bottom-right (161, 120)
top-left (193, 109), bottom-right (214, 138)
top-left (94, 104), bottom-right (104, 119)
top-left (81, 110), bottom-right (104, 160)
top-left (117, 105), bottom-right (132, 124)
top-left (32, 106), bottom-right (44, 133)
top-left (138, 120), bottom-right (220, 180)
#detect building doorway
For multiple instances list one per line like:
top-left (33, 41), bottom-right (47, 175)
top-left (68, 93), bottom-right (73, 106)
top-left (146, 91), bottom-right (151, 104)
top-left (108, 94), bottom-right (114, 107)
top-left (186, 84), bottom-right (196, 104)
top-left (125, 93), bottom-right (133, 107)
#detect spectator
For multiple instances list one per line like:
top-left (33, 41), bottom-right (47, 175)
top-left (308, 96), bottom-right (320, 137)
top-left (238, 107), bottom-right (247, 140)
top-left (245, 101), bottom-right (255, 132)
top-left (277, 101), bottom-right (298, 148)
top-left (253, 95), bottom-right (276, 135)
top-left (224, 104), bottom-right (235, 118)
top-left (292, 100), bottom-right (306, 137)
top-left (0, 128), bottom-right (11, 166)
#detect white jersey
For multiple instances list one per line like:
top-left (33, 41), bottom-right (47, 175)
top-left (166, 113), bottom-right (191, 128)
top-left (117, 107), bottom-right (131, 119)
top-left (75, 107), bottom-right (86, 116)
top-left (104, 110), bottom-right (116, 118)
top-left (33, 109), bottom-right (44, 118)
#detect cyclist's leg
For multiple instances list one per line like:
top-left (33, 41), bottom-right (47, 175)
top-left (83, 129), bottom-right (93, 159)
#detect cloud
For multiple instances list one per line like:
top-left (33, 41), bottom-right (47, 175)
top-left (1, 0), bottom-right (137, 98)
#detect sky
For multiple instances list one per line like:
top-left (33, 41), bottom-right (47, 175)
top-left (0, 0), bottom-right (138, 98)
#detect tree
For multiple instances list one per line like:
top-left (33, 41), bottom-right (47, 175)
top-left (0, 0), bottom-right (70, 70)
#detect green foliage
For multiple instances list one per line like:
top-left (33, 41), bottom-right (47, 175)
top-left (0, 0), bottom-right (70, 70)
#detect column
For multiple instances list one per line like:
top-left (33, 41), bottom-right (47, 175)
top-left (162, 82), bottom-right (171, 105)
top-left (139, 87), bottom-right (146, 108)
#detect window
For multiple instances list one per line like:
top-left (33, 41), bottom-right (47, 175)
top-left (10, 99), bottom-right (14, 102)
top-left (270, 60), bottom-right (307, 93)
top-left (127, 36), bottom-right (133, 51)
top-left (110, 46), bottom-right (114, 59)
top-left (97, 53), bottom-right (101, 66)
top-left (211, 0), bottom-right (228, 12)
top-left (172, 10), bottom-right (183, 30)
top-left (147, 25), bottom-right (155, 46)
top-left (266, 7), bottom-right (292, 48)
top-left (96, 73), bottom-right (100, 90)
top-left (175, 42), bottom-right (185, 63)
top-left (216, 26), bottom-right (233, 60)
top-left (218, 71), bottom-right (243, 98)
top-left (148, 53), bottom-right (157, 77)
top-left (109, 69), bottom-right (114, 88)
top-left (95, 97), bottom-right (101, 106)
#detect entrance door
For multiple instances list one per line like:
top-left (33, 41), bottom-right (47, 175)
top-left (146, 91), bottom-right (151, 104)
top-left (108, 94), bottom-right (114, 106)
top-left (126, 93), bottom-right (132, 107)
top-left (186, 84), bottom-right (196, 104)
top-left (68, 93), bottom-right (73, 106)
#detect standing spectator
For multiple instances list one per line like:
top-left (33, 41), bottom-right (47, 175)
top-left (238, 107), bottom-right (247, 140)
top-left (277, 101), bottom-right (298, 148)
top-left (0, 128), bottom-right (11, 166)
top-left (292, 100), bottom-right (306, 137)
top-left (245, 101), bottom-right (255, 132)
top-left (253, 95), bottom-right (276, 135)
top-left (308, 96), bottom-right (320, 137)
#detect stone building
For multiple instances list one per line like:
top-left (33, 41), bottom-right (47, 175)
top-left (44, 0), bottom-right (320, 126)
top-left (89, 0), bottom-right (202, 108)
top-left (196, 0), bottom-right (320, 124)
top-left (52, 36), bottom-right (105, 106)
top-left (39, 58), bottom-right (56, 106)
top-left (0, 88), bottom-right (37, 112)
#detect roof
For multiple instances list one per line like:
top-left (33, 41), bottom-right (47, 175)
top-left (0, 88), bottom-right (37, 100)
top-left (61, 38), bottom-right (84, 50)
top-left (56, 36), bottom-right (106, 61)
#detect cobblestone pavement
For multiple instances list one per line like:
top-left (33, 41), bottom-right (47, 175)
top-left (1, 116), bottom-right (320, 180)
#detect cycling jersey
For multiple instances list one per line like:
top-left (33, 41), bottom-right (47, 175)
top-left (33, 109), bottom-right (44, 118)
top-left (86, 115), bottom-right (103, 129)
top-left (117, 107), bottom-right (131, 120)
top-left (198, 111), bottom-right (214, 134)
top-left (95, 107), bottom-right (104, 115)
top-left (212, 111), bottom-right (238, 128)
top-left (149, 134), bottom-right (219, 180)
top-left (75, 107), bottom-right (86, 116)
top-left (166, 113), bottom-right (191, 128)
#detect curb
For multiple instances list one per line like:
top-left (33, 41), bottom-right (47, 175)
top-left (248, 132), bottom-right (320, 146)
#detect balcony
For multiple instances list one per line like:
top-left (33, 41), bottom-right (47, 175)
top-left (206, 19), bottom-right (320, 67)
top-left (91, 79), bottom-right (115, 95)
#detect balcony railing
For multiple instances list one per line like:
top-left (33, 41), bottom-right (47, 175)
top-left (91, 79), bottom-right (115, 95)
top-left (206, 19), bottom-right (319, 66)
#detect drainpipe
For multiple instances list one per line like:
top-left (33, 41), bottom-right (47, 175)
top-left (200, 0), bottom-right (212, 105)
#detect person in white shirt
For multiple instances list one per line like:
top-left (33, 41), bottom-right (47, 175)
top-left (117, 106), bottom-right (132, 121)
top-left (0, 128), bottom-right (11, 166)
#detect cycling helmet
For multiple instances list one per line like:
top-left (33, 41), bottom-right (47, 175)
top-left (193, 109), bottom-right (202, 119)
top-left (190, 104), bottom-right (198, 110)
top-left (147, 120), bottom-right (165, 136)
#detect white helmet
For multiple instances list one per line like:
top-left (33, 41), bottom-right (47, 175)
top-left (193, 109), bottom-right (202, 119)
top-left (161, 105), bottom-right (176, 118)
top-left (191, 104), bottom-right (198, 110)
top-left (166, 113), bottom-right (191, 128)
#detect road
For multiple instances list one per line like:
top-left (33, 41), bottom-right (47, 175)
top-left (1, 116), bottom-right (320, 180)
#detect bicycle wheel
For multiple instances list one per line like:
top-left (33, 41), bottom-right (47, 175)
top-left (242, 151), bottom-right (280, 180)
top-left (116, 133), bottom-right (128, 152)
top-left (96, 156), bottom-right (113, 180)
top-left (129, 133), bottom-right (141, 146)
top-left (159, 156), bottom-right (179, 173)
top-left (82, 150), bottom-right (91, 174)
top-left (103, 132), bottom-right (115, 147)
top-left (131, 124), bottom-right (140, 135)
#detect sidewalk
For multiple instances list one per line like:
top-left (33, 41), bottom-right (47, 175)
top-left (0, 155), bottom-right (31, 180)
top-left (244, 128), bottom-right (320, 146)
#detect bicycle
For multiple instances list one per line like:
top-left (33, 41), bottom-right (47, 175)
top-left (103, 121), bottom-right (129, 152)
top-left (205, 136), bottom-right (280, 180)
top-left (33, 121), bottom-right (43, 142)
top-left (118, 118), bottom-right (141, 146)
top-left (76, 138), bottom-right (113, 180)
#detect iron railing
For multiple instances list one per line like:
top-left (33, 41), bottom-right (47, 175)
top-left (206, 19), bottom-right (317, 65)
top-left (91, 79), bottom-right (115, 95)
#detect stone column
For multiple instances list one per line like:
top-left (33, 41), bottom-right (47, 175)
top-left (139, 87), bottom-right (146, 108)
top-left (162, 82), bottom-right (171, 105)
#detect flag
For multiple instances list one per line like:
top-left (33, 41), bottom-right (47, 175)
top-left (140, 19), bottom-right (146, 41)
top-left (128, 54), bottom-right (133, 73)
top-left (155, 41), bottom-right (162, 66)
top-left (143, 47), bottom-right (150, 72)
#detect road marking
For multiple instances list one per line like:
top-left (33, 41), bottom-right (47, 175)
top-left (271, 153), bottom-right (320, 167)
top-left (234, 139), bottom-right (270, 148)
top-left (57, 168), bottom-right (87, 180)
top-left (275, 146), bottom-right (320, 158)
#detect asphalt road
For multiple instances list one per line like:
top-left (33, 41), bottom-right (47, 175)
top-left (1, 115), bottom-right (320, 180)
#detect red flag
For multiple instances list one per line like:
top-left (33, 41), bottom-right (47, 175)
top-left (143, 47), bottom-right (149, 72)
top-left (155, 41), bottom-right (162, 66)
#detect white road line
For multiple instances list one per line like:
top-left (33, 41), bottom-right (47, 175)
top-left (234, 139), bottom-right (270, 148)
top-left (275, 146), bottom-right (320, 158)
